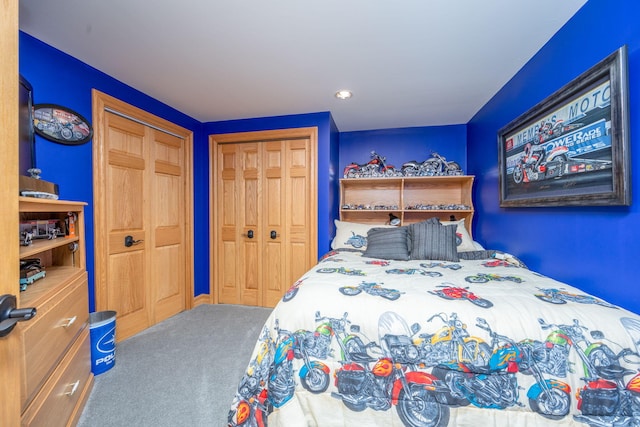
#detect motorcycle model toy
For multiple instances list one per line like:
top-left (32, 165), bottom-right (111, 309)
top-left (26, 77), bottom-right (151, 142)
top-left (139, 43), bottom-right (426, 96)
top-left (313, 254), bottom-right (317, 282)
top-left (428, 284), bottom-right (493, 308)
top-left (332, 311), bottom-right (450, 427)
top-left (401, 152), bottom-right (462, 177)
top-left (465, 273), bottom-right (523, 284)
top-left (513, 143), bottom-right (569, 184)
top-left (417, 312), bottom-right (492, 368)
top-left (534, 288), bottom-right (618, 308)
top-left (343, 151), bottom-right (400, 178)
top-left (433, 317), bottom-right (571, 418)
top-left (339, 281), bottom-right (403, 300)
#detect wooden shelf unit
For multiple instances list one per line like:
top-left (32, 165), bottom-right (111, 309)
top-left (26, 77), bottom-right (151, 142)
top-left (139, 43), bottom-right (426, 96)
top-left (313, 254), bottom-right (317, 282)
top-left (18, 197), bottom-right (93, 427)
top-left (340, 176), bottom-right (475, 236)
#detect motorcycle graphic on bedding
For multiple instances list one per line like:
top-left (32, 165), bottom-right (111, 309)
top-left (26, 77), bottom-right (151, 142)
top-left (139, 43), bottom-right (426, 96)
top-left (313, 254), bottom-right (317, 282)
top-left (332, 311), bottom-right (450, 427)
top-left (386, 268), bottom-right (443, 277)
top-left (534, 288), bottom-right (618, 308)
top-left (317, 266), bottom-right (366, 276)
top-left (428, 285), bottom-right (493, 308)
top-left (464, 273), bottom-right (523, 284)
top-left (535, 318), bottom-right (640, 426)
top-left (339, 281), bottom-right (403, 300)
top-left (417, 312), bottom-right (492, 368)
top-left (432, 317), bottom-right (571, 418)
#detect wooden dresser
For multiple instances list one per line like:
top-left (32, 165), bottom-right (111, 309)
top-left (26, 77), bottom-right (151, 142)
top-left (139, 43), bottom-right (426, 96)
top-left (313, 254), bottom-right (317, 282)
top-left (18, 197), bottom-right (93, 427)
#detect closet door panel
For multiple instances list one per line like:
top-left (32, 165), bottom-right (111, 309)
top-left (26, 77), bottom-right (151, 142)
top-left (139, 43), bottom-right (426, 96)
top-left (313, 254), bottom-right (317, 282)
top-left (104, 113), bottom-right (150, 339)
top-left (151, 130), bottom-right (185, 323)
top-left (217, 145), bottom-right (240, 304)
top-left (239, 144), bottom-right (261, 306)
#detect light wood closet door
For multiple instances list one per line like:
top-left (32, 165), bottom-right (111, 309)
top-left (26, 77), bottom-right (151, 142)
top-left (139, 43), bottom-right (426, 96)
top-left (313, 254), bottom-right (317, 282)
top-left (93, 90), bottom-right (192, 343)
top-left (213, 129), bottom-right (317, 308)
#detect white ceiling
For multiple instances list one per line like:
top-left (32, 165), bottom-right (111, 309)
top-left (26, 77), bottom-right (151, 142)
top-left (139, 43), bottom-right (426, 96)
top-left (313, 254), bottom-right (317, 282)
top-left (19, 0), bottom-right (587, 132)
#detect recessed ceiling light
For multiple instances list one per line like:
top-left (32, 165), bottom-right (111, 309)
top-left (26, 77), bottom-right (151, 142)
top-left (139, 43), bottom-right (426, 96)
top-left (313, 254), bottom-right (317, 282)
top-left (335, 90), bottom-right (353, 100)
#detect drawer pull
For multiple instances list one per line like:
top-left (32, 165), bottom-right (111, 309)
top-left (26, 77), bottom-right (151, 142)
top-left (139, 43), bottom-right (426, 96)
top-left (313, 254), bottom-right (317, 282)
top-left (65, 380), bottom-right (80, 397)
top-left (62, 316), bottom-right (77, 328)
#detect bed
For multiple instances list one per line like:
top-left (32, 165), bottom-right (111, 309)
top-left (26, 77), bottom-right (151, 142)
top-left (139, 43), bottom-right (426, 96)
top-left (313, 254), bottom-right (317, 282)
top-left (228, 219), bottom-right (640, 427)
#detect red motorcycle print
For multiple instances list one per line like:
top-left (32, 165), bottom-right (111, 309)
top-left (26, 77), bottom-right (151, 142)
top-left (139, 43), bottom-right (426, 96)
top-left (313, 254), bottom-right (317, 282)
top-left (429, 284), bottom-right (493, 308)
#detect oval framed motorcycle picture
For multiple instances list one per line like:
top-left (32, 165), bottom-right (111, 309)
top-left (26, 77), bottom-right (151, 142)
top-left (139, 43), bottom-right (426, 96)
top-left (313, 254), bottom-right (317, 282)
top-left (33, 104), bottom-right (93, 145)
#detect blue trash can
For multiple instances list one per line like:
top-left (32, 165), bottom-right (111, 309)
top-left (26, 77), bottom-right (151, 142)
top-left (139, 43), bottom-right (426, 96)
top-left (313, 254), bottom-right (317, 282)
top-left (89, 310), bottom-right (117, 375)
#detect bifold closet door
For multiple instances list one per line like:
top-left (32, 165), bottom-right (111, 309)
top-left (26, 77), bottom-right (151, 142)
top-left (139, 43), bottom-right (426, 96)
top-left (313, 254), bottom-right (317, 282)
top-left (215, 136), bottom-right (315, 307)
top-left (97, 110), bottom-right (187, 341)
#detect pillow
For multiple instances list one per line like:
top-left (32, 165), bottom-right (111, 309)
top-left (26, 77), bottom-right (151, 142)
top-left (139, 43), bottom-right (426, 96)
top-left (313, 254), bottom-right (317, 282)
top-left (363, 227), bottom-right (410, 260)
top-left (331, 220), bottom-right (393, 251)
top-left (442, 218), bottom-right (476, 252)
top-left (408, 220), bottom-right (460, 262)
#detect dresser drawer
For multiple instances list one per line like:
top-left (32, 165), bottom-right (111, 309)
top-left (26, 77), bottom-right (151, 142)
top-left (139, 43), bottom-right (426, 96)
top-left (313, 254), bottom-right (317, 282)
top-left (22, 327), bottom-right (93, 427)
top-left (21, 273), bottom-right (89, 408)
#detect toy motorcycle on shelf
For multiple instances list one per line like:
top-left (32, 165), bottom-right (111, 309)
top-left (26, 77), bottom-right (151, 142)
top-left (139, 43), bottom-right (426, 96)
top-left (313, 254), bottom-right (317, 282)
top-left (401, 152), bottom-right (463, 177)
top-left (343, 151), bottom-right (400, 178)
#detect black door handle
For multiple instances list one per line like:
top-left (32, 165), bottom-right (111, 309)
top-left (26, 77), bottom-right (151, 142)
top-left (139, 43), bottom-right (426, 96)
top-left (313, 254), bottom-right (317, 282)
top-left (124, 235), bottom-right (144, 247)
top-left (242, 230), bottom-right (254, 239)
top-left (270, 230), bottom-right (278, 239)
top-left (0, 294), bottom-right (37, 337)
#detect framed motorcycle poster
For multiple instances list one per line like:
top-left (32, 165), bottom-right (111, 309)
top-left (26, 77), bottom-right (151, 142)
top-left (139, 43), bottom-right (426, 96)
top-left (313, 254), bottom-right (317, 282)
top-left (498, 45), bottom-right (631, 207)
top-left (33, 104), bottom-right (93, 145)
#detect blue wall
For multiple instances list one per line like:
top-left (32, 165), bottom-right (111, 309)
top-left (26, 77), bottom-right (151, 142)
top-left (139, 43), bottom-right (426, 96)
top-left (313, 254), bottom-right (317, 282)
top-left (339, 125), bottom-right (467, 178)
top-left (19, 33), bottom-right (204, 311)
top-left (467, 0), bottom-right (640, 313)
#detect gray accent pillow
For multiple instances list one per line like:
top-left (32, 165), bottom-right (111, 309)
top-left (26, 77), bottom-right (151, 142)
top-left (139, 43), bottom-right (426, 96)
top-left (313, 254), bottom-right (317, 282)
top-left (408, 221), bottom-right (460, 262)
top-left (363, 227), bottom-right (410, 260)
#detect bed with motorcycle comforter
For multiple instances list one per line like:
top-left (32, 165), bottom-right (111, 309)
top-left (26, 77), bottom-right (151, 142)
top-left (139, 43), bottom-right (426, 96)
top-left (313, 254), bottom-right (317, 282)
top-left (228, 222), bottom-right (640, 427)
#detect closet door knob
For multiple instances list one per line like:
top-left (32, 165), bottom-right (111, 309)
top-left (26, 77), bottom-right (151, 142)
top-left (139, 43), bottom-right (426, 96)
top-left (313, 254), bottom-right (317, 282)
top-left (270, 230), bottom-right (278, 239)
top-left (243, 230), bottom-right (254, 239)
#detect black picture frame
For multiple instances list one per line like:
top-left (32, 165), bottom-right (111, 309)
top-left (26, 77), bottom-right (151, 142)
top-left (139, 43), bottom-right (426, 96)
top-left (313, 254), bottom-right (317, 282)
top-left (498, 45), bottom-right (631, 207)
top-left (33, 104), bottom-right (93, 145)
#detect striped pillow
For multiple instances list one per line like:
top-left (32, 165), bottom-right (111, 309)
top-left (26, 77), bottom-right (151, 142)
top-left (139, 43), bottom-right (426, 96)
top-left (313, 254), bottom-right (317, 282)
top-left (408, 221), bottom-right (460, 262)
top-left (363, 227), bottom-right (410, 260)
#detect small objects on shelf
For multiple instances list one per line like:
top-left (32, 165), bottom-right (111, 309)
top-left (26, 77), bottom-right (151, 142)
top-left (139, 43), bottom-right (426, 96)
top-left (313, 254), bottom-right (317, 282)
top-left (405, 203), bottom-right (471, 210)
top-left (20, 258), bottom-right (46, 290)
top-left (342, 203), bottom-right (399, 210)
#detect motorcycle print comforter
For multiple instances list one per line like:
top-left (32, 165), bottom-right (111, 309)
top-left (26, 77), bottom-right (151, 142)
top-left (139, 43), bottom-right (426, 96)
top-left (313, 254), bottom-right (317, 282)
top-left (228, 249), bottom-right (640, 427)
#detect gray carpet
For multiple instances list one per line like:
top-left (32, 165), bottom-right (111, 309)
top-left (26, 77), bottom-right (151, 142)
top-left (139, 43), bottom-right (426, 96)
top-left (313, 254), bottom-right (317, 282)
top-left (77, 304), bottom-right (272, 427)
